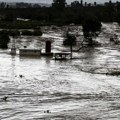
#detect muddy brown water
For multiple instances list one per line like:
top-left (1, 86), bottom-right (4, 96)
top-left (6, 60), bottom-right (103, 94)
top-left (0, 23), bottom-right (120, 120)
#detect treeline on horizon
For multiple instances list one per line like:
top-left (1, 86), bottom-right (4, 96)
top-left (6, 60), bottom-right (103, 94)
top-left (0, 0), bottom-right (120, 28)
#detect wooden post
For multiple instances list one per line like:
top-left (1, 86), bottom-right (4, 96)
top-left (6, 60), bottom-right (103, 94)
top-left (46, 41), bottom-right (51, 53)
top-left (11, 38), bottom-right (16, 55)
top-left (70, 43), bottom-right (72, 59)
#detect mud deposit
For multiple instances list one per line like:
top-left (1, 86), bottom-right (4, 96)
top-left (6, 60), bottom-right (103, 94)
top-left (0, 23), bottom-right (120, 120)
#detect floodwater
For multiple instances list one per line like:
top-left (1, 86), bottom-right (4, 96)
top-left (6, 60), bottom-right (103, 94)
top-left (0, 23), bottom-right (120, 120)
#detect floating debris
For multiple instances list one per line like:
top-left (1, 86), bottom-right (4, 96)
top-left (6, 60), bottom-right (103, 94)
top-left (44, 110), bottom-right (50, 113)
top-left (19, 75), bottom-right (23, 78)
top-left (1, 96), bottom-right (8, 102)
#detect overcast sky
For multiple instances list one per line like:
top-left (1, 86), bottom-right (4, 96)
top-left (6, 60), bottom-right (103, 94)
top-left (0, 0), bottom-right (118, 4)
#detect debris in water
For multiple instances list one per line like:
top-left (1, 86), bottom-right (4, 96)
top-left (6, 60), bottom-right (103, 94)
top-left (19, 75), bottom-right (23, 78)
top-left (44, 110), bottom-right (50, 113)
top-left (2, 96), bottom-right (8, 102)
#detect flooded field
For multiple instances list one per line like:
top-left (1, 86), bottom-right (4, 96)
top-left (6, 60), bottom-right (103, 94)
top-left (0, 23), bottom-right (120, 120)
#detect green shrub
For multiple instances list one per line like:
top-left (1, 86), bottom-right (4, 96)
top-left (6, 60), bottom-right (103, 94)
top-left (32, 29), bottom-right (42, 36)
top-left (21, 30), bottom-right (33, 36)
top-left (0, 30), bottom-right (10, 49)
top-left (21, 29), bottom-right (42, 36)
top-left (9, 30), bottom-right (20, 37)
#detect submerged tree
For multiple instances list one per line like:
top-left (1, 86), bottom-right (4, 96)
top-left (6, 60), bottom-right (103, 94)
top-left (82, 15), bottom-right (102, 46)
top-left (63, 30), bottom-right (76, 59)
top-left (63, 27), bottom-right (76, 46)
top-left (63, 32), bottom-right (76, 46)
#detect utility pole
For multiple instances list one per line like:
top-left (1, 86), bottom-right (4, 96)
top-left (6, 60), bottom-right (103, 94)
top-left (70, 44), bottom-right (73, 59)
top-left (70, 40), bottom-right (73, 59)
top-left (11, 37), bottom-right (16, 55)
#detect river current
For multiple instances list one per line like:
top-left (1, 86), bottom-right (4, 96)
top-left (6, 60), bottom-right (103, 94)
top-left (0, 23), bottom-right (120, 120)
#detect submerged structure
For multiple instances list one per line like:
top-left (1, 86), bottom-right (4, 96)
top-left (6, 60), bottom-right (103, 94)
top-left (53, 52), bottom-right (71, 60)
top-left (19, 40), bottom-right (52, 56)
top-left (19, 48), bottom-right (42, 56)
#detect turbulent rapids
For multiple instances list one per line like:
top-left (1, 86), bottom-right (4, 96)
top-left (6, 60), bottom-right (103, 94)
top-left (0, 23), bottom-right (120, 120)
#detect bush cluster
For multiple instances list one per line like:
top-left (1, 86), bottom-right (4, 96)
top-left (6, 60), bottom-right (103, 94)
top-left (21, 29), bottom-right (42, 36)
top-left (0, 30), bottom-right (10, 48)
